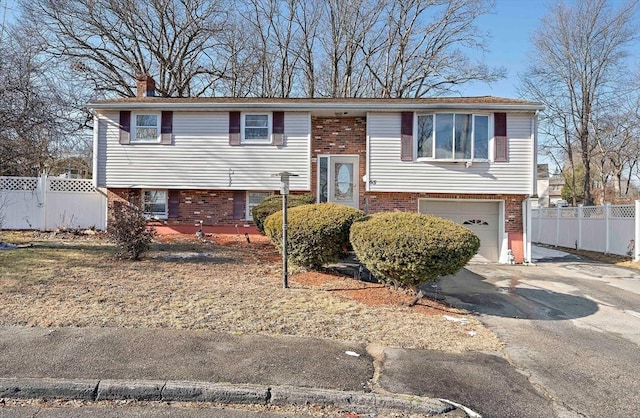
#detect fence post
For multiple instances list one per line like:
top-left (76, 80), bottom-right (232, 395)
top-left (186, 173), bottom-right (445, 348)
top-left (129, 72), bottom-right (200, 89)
top-left (635, 200), bottom-right (639, 262)
top-left (555, 205), bottom-right (560, 247)
top-left (40, 174), bottom-right (47, 232)
top-left (604, 202), bottom-right (611, 254)
top-left (577, 204), bottom-right (583, 250)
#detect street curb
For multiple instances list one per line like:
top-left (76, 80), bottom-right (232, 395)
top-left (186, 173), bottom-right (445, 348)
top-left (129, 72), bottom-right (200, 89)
top-left (0, 378), bottom-right (455, 415)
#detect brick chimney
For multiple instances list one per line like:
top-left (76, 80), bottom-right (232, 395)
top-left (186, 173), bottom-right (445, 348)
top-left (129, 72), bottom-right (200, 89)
top-left (136, 74), bottom-right (156, 97)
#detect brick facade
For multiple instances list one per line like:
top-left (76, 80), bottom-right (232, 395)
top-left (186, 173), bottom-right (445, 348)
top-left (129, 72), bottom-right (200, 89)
top-left (310, 117), bottom-right (368, 209)
top-left (107, 188), bottom-right (250, 226)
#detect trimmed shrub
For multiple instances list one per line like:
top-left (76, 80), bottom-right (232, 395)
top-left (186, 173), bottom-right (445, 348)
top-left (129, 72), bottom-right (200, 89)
top-left (252, 193), bottom-right (315, 234)
top-left (107, 202), bottom-right (156, 260)
top-left (264, 203), bottom-right (365, 269)
top-left (349, 212), bottom-right (480, 288)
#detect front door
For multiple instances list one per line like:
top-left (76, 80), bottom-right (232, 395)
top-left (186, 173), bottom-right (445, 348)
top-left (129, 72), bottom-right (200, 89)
top-left (318, 155), bottom-right (359, 208)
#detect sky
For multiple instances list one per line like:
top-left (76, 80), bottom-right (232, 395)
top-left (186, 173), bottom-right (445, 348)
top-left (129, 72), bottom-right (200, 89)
top-left (459, 0), bottom-right (549, 98)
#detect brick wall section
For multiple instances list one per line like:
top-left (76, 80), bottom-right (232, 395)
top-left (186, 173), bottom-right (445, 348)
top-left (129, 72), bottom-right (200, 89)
top-left (364, 192), bottom-right (526, 233)
top-left (108, 188), bottom-right (249, 226)
top-left (311, 117), bottom-right (368, 208)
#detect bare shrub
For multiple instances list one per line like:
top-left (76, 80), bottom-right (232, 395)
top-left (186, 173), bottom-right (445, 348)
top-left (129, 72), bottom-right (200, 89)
top-left (107, 202), bottom-right (155, 260)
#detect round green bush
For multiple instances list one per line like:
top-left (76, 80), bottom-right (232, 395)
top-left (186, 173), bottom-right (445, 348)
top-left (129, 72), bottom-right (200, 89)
top-left (264, 203), bottom-right (365, 269)
top-left (349, 212), bottom-right (480, 288)
top-left (251, 193), bottom-right (315, 234)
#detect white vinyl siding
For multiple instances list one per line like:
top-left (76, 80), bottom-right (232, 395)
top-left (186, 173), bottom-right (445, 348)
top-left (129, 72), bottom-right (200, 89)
top-left (367, 112), bottom-right (534, 194)
top-left (97, 111), bottom-right (310, 190)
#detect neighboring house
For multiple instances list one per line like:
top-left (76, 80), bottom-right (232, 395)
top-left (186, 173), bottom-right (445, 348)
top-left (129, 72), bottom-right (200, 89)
top-left (90, 76), bottom-right (544, 264)
top-left (535, 163), bottom-right (550, 208)
top-left (548, 176), bottom-right (566, 206)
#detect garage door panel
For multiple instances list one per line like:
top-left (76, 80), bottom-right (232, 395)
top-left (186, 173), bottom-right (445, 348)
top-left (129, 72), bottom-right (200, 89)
top-left (419, 200), bottom-right (500, 262)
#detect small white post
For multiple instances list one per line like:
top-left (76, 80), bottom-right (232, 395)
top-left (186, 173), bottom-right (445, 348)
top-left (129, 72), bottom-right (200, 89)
top-left (40, 174), bottom-right (48, 232)
top-left (577, 204), bottom-right (583, 250)
top-left (604, 202), bottom-right (611, 254)
top-left (523, 198), bottom-right (532, 263)
top-left (555, 205), bottom-right (561, 247)
top-left (537, 207), bottom-right (543, 244)
top-left (635, 200), bottom-right (639, 262)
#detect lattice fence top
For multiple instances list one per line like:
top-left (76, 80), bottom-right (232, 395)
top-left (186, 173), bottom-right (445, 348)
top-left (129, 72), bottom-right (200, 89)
top-left (541, 208), bottom-right (557, 217)
top-left (48, 178), bottom-right (96, 193)
top-left (0, 176), bottom-right (38, 191)
top-left (610, 205), bottom-right (635, 218)
top-left (560, 207), bottom-right (578, 218)
top-left (582, 206), bottom-right (604, 218)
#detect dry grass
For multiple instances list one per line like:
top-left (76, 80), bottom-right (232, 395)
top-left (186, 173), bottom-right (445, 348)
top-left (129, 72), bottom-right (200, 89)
top-left (0, 231), bottom-right (500, 352)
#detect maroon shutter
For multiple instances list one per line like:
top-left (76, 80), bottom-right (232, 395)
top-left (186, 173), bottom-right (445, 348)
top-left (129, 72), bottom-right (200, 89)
top-left (119, 111), bottom-right (131, 144)
top-left (229, 111), bottom-right (241, 145)
top-left (160, 111), bottom-right (173, 144)
top-left (494, 113), bottom-right (508, 162)
top-left (272, 111), bottom-right (284, 146)
top-left (168, 190), bottom-right (180, 218)
top-left (400, 112), bottom-right (414, 161)
top-left (232, 191), bottom-right (245, 219)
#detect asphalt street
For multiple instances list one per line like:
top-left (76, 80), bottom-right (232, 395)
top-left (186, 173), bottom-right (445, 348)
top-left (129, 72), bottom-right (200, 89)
top-left (415, 245), bottom-right (640, 418)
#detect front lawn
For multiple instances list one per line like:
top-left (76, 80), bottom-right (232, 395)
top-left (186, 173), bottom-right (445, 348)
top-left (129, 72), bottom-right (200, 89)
top-left (0, 231), bottom-right (501, 352)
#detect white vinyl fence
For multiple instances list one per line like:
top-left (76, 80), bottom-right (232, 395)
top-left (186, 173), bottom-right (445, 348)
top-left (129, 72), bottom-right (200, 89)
top-left (532, 201), bottom-right (640, 261)
top-left (0, 176), bottom-right (107, 231)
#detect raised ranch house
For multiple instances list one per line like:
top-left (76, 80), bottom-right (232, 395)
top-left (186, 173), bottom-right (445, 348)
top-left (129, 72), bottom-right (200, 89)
top-left (90, 76), bottom-right (544, 264)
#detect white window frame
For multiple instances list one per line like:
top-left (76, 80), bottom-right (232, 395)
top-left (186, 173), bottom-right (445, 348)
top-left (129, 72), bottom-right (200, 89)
top-left (142, 189), bottom-right (168, 219)
top-left (241, 113), bottom-right (272, 144)
top-left (415, 113), bottom-right (492, 162)
top-left (246, 191), bottom-right (272, 220)
top-left (133, 113), bottom-right (161, 143)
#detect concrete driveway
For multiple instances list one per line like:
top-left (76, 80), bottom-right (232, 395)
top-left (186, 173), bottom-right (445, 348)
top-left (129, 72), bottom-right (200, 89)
top-left (382, 245), bottom-right (640, 418)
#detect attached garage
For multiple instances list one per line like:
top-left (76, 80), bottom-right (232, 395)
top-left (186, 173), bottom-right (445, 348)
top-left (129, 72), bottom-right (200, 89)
top-left (418, 200), bottom-right (502, 262)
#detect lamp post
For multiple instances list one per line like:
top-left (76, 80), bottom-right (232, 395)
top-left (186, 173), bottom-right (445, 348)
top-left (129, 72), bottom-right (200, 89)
top-left (271, 171), bottom-right (298, 288)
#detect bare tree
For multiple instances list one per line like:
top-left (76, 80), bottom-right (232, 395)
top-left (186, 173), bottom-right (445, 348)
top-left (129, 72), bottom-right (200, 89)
top-left (591, 108), bottom-right (640, 202)
top-left (363, 0), bottom-right (505, 98)
top-left (20, 0), bottom-right (228, 98)
top-left (522, 0), bottom-right (639, 205)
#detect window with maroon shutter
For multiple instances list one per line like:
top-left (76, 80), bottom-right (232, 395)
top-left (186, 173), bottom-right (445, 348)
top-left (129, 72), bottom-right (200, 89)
top-left (232, 191), bottom-right (245, 219)
top-left (160, 111), bottom-right (173, 145)
top-left (229, 111), bottom-right (241, 145)
top-left (168, 190), bottom-right (180, 218)
top-left (272, 111), bottom-right (284, 146)
top-left (119, 111), bottom-right (131, 144)
top-left (494, 112), bottom-right (508, 162)
top-left (400, 112), bottom-right (414, 161)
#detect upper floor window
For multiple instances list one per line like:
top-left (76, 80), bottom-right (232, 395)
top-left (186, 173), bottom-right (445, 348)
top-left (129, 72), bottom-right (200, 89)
top-left (242, 113), bottom-right (271, 143)
top-left (134, 114), bottom-right (160, 142)
top-left (416, 113), bottom-right (489, 160)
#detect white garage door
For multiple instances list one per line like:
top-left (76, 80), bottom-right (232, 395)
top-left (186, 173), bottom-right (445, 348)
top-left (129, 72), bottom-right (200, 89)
top-left (418, 200), bottom-right (500, 262)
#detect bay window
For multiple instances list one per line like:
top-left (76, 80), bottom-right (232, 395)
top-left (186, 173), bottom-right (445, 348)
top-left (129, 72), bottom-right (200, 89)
top-left (417, 113), bottom-right (489, 160)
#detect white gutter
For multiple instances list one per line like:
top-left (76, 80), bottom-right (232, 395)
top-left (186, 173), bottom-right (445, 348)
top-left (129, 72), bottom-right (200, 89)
top-left (88, 101), bottom-right (546, 112)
